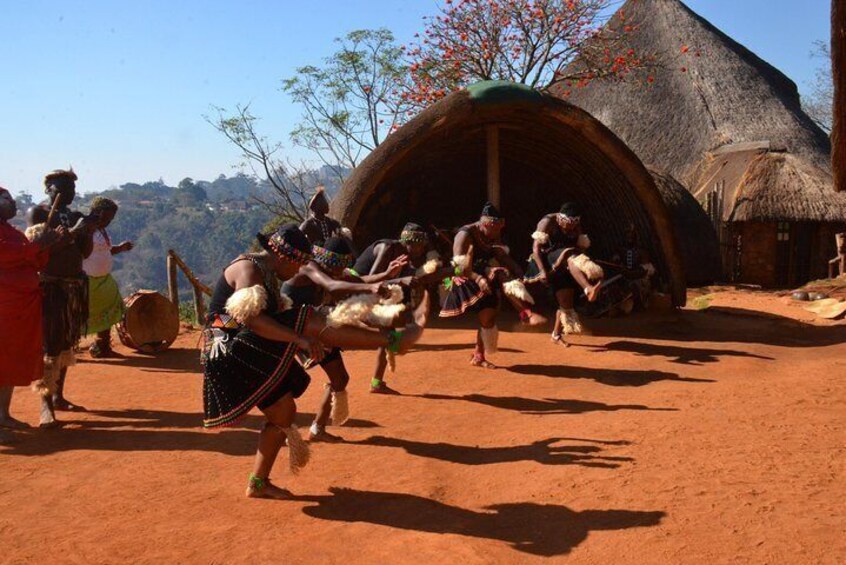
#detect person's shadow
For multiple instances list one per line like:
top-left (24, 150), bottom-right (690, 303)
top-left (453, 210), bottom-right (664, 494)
top-left (356, 435), bottom-right (633, 468)
top-left (295, 487), bottom-right (665, 556)
top-left (414, 393), bottom-right (677, 414)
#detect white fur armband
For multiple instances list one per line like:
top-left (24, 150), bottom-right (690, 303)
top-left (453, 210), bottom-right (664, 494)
top-left (451, 254), bottom-right (471, 272)
top-left (341, 227), bottom-right (353, 240)
top-left (25, 223), bottom-right (47, 243)
top-left (503, 279), bottom-right (534, 305)
top-left (278, 293), bottom-right (294, 312)
top-left (577, 234), bottom-right (591, 249)
top-left (531, 231), bottom-right (550, 245)
top-left (570, 254), bottom-right (604, 282)
top-left (225, 285), bottom-right (268, 324)
top-left (417, 251), bottom-right (443, 277)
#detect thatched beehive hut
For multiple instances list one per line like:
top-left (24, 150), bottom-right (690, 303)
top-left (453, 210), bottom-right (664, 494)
top-left (649, 167), bottom-right (721, 285)
top-left (332, 81), bottom-right (688, 305)
top-left (561, 0), bottom-right (846, 287)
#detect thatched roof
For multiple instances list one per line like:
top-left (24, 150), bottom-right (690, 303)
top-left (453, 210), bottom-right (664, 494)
top-left (559, 0), bottom-right (843, 223)
top-left (650, 167), bottom-right (721, 284)
top-left (332, 81), bottom-right (688, 305)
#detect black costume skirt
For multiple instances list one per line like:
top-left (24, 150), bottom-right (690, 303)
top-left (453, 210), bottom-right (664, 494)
top-left (202, 306), bottom-right (312, 428)
top-left (41, 275), bottom-right (89, 356)
top-left (524, 248), bottom-right (579, 292)
top-left (439, 276), bottom-right (500, 317)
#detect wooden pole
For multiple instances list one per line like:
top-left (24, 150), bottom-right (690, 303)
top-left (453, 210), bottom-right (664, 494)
top-left (834, 0), bottom-right (845, 192)
top-left (486, 125), bottom-right (501, 206)
top-left (167, 254), bottom-right (178, 305)
top-left (192, 285), bottom-right (206, 325)
top-left (167, 250), bottom-right (212, 296)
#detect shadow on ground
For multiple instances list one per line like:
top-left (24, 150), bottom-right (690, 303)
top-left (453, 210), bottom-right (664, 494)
top-left (295, 487), bottom-right (665, 556)
top-left (414, 393), bottom-right (677, 414)
top-left (355, 435), bottom-right (632, 468)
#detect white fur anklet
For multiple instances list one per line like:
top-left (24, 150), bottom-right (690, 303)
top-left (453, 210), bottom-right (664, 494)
top-left (282, 425), bottom-right (310, 475)
top-left (329, 390), bottom-right (350, 426)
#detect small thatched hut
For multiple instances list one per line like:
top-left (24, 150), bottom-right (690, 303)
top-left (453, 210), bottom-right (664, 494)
top-left (332, 81), bottom-right (688, 305)
top-left (649, 167), bottom-right (721, 285)
top-left (561, 0), bottom-right (846, 287)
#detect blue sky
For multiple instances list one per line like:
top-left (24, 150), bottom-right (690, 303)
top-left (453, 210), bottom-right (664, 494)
top-left (0, 0), bottom-right (832, 196)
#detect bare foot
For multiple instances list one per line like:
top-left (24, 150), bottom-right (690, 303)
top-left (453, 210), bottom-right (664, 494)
top-left (246, 479), bottom-right (292, 500)
top-left (523, 311), bottom-right (548, 326)
top-left (309, 429), bottom-right (344, 443)
top-left (370, 382), bottom-right (400, 395)
top-left (53, 399), bottom-right (87, 412)
top-left (38, 420), bottom-right (64, 429)
top-left (470, 355), bottom-right (497, 369)
top-left (551, 334), bottom-right (570, 347)
top-left (586, 284), bottom-right (602, 303)
top-left (0, 416), bottom-right (31, 430)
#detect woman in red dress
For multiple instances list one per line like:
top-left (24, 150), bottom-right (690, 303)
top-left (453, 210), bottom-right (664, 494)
top-left (0, 186), bottom-right (61, 439)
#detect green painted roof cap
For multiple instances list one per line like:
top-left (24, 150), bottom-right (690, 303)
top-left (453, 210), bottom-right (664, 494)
top-left (466, 80), bottom-right (543, 104)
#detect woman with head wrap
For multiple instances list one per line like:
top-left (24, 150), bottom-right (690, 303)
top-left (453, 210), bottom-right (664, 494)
top-left (83, 197), bottom-right (134, 357)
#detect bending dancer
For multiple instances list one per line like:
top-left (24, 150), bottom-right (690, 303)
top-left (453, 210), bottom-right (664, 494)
top-left (524, 202), bottom-right (604, 346)
top-left (282, 236), bottom-right (408, 442)
top-left (440, 203), bottom-right (545, 369)
top-left (26, 169), bottom-right (99, 426)
top-left (202, 225), bottom-right (428, 499)
top-left (0, 187), bottom-right (64, 439)
top-left (83, 197), bottom-right (134, 358)
top-left (352, 222), bottom-right (443, 393)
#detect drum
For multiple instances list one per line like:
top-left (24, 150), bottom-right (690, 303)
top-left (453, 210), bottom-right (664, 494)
top-left (117, 290), bottom-right (180, 353)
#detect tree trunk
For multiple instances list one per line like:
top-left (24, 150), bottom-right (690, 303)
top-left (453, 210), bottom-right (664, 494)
top-left (834, 0), bottom-right (845, 192)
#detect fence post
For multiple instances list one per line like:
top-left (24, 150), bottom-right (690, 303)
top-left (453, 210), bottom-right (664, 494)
top-left (193, 285), bottom-right (206, 324)
top-left (167, 253), bottom-right (178, 305)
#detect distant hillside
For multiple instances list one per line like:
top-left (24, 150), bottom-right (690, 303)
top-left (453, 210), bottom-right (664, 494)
top-left (13, 168), bottom-right (350, 301)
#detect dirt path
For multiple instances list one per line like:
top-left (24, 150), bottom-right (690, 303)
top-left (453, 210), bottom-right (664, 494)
top-left (1, 296), bottom-right (844, 564)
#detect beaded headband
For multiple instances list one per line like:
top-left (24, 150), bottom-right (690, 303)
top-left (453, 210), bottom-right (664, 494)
top-left (312, 245), bottom-right (355, 270)
top-left (557, 214), bottom-right (580, 228)
top-left (267, 233), bottom-right (312, 265)
top-left (480, 216), bottom-right (505, 227)
top-left (400, 229), bottom-right (428, 244)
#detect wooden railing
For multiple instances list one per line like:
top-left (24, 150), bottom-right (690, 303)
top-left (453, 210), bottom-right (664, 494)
top-left (166, 250), bottom-right (212, 323)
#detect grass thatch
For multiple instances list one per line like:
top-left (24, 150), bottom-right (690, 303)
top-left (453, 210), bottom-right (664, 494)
top-left (650, 167), bottom-right (722, 283)
top-left (560, 0), bottom-right (833, 200)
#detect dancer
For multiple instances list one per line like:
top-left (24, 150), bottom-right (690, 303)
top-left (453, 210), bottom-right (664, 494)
top-left (282, 236), bottom-right (408, 442)
top-left (26, 168), bottom-right (99, 426)
top-left (0, 187), bottom-right (64, 439)
top-left (440, 203), bottom-right (545, 369)
top-left (202, 224), bottom-right (428, 499)
top-left (299, 186), bottom-right (351, 245)
top-left (352, 222), bottom-right (443, 393)
top-left (524, 202), bottom-right (604, 346)
top-left (83, 197), bottom-right (134, 357)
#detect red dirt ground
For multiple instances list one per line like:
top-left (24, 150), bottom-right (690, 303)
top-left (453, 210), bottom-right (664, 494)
top-left (1, 289), bottom-right (845, 564)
